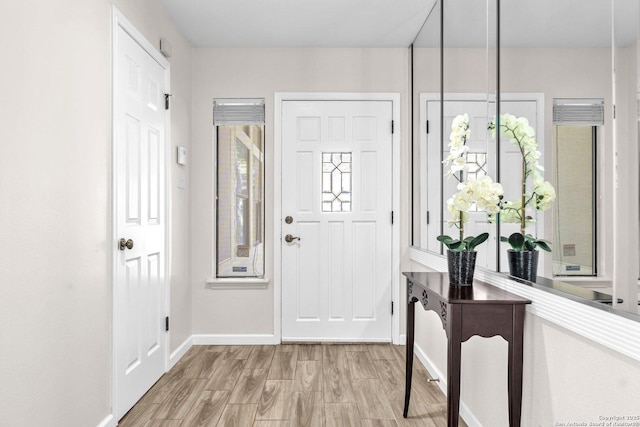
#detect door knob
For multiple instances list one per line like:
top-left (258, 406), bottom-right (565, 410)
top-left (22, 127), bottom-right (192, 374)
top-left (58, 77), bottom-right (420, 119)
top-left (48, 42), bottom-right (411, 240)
top-left (119, 238), bottom-right (134, 250)
top-left (284, 234), bottom-right (300, 243)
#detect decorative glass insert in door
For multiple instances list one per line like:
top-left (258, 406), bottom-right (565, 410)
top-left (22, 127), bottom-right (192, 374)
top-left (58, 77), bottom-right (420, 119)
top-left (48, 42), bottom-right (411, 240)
top-left (322, 152), bottom-right (352, 212)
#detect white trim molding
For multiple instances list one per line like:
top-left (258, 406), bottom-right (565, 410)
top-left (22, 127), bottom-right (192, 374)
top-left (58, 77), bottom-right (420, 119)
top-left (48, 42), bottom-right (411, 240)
top-left (96, 414), bottom-right (116, 427)
top-left (206, 277), bottom-right (270, 290)
top-left (274, 92), bottom-right (402, 345)
top-left (193, 334), bottom-right (279, 345)
top-left (169, 336), bottom-right (194, 369)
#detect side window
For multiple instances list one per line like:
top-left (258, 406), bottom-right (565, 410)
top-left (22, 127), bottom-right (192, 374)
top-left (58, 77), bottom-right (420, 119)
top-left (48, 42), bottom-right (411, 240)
top-left (552, 98), bottom-right (602, 276)
top-left (214, 99), bottom-right (265, 278)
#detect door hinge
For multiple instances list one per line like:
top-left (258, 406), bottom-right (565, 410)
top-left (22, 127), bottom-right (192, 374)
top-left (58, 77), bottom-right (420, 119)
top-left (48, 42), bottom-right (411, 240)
top-left (391, 211), bottom-right (394, 225)
top-left (391, 301), bottom-right (394, 315)
top-left (426, 120), bottom-right (429, 134)
top-left (164, 93), bottom-right (173, 110)
top-left (427, 210), bottom-right (430, 224)
top-left (391, 120), bottom-right (395, 134)
top-left (165, 316), bottom-right (169, 332)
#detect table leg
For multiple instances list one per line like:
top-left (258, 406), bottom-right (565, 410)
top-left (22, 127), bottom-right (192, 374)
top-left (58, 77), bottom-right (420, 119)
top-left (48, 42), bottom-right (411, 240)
top-left (403, 299), bottom-right (416, 418)
top-left (508, 306), bottom-right (525, 427)
top-left (447, 308), bottom-right (462, 427)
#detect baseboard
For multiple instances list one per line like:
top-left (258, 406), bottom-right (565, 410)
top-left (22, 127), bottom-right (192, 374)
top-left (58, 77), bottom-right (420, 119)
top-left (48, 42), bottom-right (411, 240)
top-left (192, 334), bottom-right (279, 345)
top-left (413, 342), bottom-right (484, 427)
top-left (96, 414), bottom-right (115, 427)
top-left (169, 335), bottom-right (193, 369)
top-left (397, 334), bottom-right (406, 345)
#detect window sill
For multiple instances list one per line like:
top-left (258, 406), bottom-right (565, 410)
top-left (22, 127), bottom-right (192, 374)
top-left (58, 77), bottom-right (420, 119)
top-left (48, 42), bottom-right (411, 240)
top-left (206, 277), bottom-right (270, 290)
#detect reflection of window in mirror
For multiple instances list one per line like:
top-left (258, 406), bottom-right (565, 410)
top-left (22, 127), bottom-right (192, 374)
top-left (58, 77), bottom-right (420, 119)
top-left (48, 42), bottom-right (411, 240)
top-left (552, 99), bottom-right (603, 277)
top-left (214, 99), bottom-right (265, 278)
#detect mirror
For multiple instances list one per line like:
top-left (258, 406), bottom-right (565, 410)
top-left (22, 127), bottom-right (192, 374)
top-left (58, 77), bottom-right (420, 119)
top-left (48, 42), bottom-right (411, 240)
top-left (411, 0), bottom-right (640, 314)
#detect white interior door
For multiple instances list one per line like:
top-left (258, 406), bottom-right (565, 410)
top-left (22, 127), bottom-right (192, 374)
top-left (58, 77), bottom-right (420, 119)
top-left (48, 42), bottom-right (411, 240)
top-left (114, 22), bottom-right (167, 419)
top-left (281, 100), bottom-right (393, 341)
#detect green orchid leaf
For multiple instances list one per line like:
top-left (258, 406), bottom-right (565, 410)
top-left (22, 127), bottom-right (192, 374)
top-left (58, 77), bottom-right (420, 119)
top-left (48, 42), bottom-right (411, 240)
top-left (536, 241), bottom-right (552, 252)
top-left (448, 241), bottom-right (464, 251)
top-left (437, 235), bottom-right (454, 244)
top-left (500, 236), bottom-right (510, 243)
top-left (508, 233), bottom-right (525, 251)
top-left (467, 233), bottom-right (489, 252)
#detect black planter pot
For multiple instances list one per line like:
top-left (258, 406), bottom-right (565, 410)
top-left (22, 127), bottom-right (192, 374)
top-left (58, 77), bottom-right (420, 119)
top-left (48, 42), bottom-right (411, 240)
top-left (507, 250), bottom-right (539, 282)
top-left (447, 250), bottom-right (477, 286)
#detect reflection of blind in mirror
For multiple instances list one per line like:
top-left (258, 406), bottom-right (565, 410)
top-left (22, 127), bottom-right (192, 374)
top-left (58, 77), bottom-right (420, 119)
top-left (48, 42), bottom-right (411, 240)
top-left (213, 98), bottom-right (265, 125)
top-left (553, 98), bottom-right (604, 126)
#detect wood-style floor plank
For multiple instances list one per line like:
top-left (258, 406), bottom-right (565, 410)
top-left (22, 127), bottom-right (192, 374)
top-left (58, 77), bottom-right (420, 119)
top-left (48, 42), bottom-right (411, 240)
top-left (228, 369), bottom-right (269, 404)
top-left (297, 345), bottom-right (322, 361)
top-left (216, 403), bottom-right (258, 427)
top-left (153, 378), bottom-right (207, 420)
top-left (293, 361), bottom-right (322, 392)
top-left (256, 380), bottom-right (294, 421)
top-left (322, 346), bottom-right (356, 403)
top-left (368, 344), bottom-right (399, 360)
top-left (142, 420), bottom-right (183, 427)
top-left (245, 346), bottom-right (276, 369)
top-left (205, 359), bottom-right (246, 391)
top-left (290, 392), bottom-right (323, 427)
top-left (181, 390), bottom-right (230, 427)
top-left (120, 344), bottom-right (460, 427)
top-left (268, 348), bottom-right (298, 380)
top-left (224, 345), bottom-right (254, 360)
top-left (325, 402), bottom-right (363, 427)
top-left (253, 421), bottom-right (292, 427)
top-left (347, 351), bottom-right (379, 379)
top-left (119, 402), bottom-right (160, 427)
top-left (373, 359), bottom-right (406, 401)
top-left (352, 379), bottom-right (396, 420)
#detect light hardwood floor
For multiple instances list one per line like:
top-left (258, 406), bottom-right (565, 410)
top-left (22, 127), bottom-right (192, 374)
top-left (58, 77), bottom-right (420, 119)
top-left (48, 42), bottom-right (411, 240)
top-left (119, 344), bottom-right (467, 427)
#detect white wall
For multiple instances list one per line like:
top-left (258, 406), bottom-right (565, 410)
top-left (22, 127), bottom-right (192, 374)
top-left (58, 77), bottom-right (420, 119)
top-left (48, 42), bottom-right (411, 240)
top-left (414, 309), bottom-right (640, 426)
top-left (190, 47), bottom-right (410, 337)
top-left (0, 1), bottom-right (191, 425)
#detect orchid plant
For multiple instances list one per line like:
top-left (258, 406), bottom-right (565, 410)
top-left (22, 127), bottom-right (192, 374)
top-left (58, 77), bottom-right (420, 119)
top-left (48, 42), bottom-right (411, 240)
top-left (488, 114), bottom-right (556, 252)
top-left (438, 114), bottom-right (504, 252)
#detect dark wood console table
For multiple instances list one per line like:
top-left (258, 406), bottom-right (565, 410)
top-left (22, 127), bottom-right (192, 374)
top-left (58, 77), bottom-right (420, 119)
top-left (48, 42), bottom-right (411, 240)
top-left (403, 272), bottom-right (531, 427)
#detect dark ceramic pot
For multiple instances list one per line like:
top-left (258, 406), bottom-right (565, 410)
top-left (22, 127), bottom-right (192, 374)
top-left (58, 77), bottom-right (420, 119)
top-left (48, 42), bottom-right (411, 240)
top-left (507, 250), bottom-right (539, 282)
top-left (447, 250), bottom-right (477, 286)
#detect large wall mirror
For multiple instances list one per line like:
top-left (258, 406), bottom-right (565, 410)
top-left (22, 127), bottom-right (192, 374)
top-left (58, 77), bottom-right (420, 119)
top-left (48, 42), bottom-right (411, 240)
top-left (411, 0), bottom-right (640, 314)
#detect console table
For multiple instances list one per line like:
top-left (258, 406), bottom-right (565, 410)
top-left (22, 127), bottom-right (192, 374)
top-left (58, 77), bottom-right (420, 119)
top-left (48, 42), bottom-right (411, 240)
top-left (403, 272), bottom-right (531, 426)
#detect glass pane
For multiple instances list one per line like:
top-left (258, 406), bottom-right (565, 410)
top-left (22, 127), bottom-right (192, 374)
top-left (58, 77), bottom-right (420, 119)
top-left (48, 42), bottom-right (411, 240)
top-left (322, 152), bottom-right (352, 212)
top-left (552, 126), bottom-right (595, 276)
top-left (216, 124), bottom-right (265, 278)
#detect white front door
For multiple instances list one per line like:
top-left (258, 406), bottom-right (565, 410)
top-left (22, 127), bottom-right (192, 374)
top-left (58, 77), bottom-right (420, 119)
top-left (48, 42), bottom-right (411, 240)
top-left (281, 100), bottom-right (393, 341)
top-left (114, 21), bottom-right (168, 419)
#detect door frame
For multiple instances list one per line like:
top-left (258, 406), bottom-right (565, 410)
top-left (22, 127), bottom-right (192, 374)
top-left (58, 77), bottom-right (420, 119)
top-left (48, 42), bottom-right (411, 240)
top-left (274, 93), bottom-right (401, 344)
top-left (111, 7), bottom-right (171, 420)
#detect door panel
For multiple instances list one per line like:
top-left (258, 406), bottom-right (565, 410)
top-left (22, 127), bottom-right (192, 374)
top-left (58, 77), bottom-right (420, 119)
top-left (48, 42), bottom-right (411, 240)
top-left (281, 100), bottom-right (392, 341)
top-left (115, 24), bottom-right (167, 419)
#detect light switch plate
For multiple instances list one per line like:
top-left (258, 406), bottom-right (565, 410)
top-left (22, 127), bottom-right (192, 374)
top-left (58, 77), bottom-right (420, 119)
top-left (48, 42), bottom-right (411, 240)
top-left (177, 146), bottom-right (187, 165)
top-left (177, 169), bottom-right (186, 189)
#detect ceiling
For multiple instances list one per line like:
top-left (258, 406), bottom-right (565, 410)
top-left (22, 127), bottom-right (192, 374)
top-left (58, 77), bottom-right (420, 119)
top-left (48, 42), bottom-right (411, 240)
top-left (160, 0), bottom-right (638, 50)
top-left (159, 0), bottom-right (432, 47)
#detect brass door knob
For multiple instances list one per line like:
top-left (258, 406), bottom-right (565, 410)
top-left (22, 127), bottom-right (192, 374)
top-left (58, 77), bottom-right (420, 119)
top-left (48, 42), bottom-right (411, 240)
top-left (284, 234), bottom-right (300, 243)
top-left (119, 238), bottom-right (134, 250)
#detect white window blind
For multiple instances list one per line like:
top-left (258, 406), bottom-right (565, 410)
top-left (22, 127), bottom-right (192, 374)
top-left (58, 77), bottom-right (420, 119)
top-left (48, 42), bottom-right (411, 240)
top-left (553, 98), bottom-right (604, 126)
top-left (213, 98), bottom-right (265, 125)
